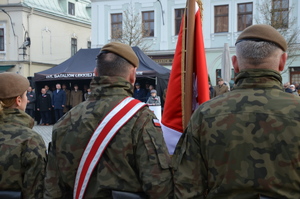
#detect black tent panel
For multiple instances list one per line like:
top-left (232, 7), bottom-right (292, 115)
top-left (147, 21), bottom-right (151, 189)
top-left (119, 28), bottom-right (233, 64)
top-left (34, 46), bottom-right (170, 82)
top-left (34, 48), bottom-right (99, 81)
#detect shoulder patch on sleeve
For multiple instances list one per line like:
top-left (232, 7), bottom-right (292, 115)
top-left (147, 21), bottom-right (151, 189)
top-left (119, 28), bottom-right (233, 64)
top-left (152, 119), bottom-right (161, 127)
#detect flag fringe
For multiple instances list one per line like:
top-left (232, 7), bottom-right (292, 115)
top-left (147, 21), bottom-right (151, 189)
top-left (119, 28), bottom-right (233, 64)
top-left (196, 0), bottom-right (203, 20)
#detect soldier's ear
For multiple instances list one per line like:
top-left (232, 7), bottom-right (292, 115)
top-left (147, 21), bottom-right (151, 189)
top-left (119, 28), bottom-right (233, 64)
top-left (279, 52), bottom-right (287, 72)
top-left (93, 67), bottom-right (99, 76)
top-left (15, 96), bottom-right (22, 107)
top-left (232, 55), bottom-right (239, 73)
top-left (129, 67), bottom-right (136, 86)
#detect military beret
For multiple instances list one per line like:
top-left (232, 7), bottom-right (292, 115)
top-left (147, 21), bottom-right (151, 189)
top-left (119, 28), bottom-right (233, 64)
top-left (235, 24), bottom-right (287, 51)
top-left (0, 72), bottom-right (29, 99)
top-left (99, 42), bottom-right (139, 68)
top-left (218, 78), bottom-right (224, 81)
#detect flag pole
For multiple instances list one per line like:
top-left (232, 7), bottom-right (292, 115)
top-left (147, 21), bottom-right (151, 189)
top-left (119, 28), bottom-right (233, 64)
top-left (183, 0), bottom-right (195, 129)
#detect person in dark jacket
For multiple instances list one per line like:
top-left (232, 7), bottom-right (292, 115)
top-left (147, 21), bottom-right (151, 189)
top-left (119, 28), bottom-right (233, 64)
top-left (133, 82), bottom-right (146, 102)
top-left (37, 88), bottom-right (52, 125)
top-left (52, 84), bottom-right (66, 123)
top-left (25, 86), bottom-right (36, 118)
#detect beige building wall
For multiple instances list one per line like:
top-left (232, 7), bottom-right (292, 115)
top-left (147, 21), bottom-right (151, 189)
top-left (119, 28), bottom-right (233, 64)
top-left (0, 0), bottom-right (91, 78)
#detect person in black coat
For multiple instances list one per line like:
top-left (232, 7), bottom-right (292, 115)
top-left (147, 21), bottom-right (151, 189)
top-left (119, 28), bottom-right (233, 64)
top-left (25, 86), bottom-right (36, 118)
top-left (37, 88), bottom-right (52, 125)
top-left (52, 84), bottom-right (66, 123)
top-left (133, 82), bottom-right (146, 102)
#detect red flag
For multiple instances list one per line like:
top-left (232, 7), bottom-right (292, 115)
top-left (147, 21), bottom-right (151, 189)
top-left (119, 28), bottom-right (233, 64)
top-left (161, 0), bottom-right (209, 154)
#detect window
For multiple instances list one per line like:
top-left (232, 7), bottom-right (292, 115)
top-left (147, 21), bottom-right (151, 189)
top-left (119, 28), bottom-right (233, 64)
top-left (290, 67), bottom-right (300, 85)
top-left (272, 0), bottom-right (289, 28)
top-left (68, 2), bottom-right (75, 15)
top-left (237, 3), bottom-right (253, 31)
top-left (71, 38), bottom-right (77, 56)
top-left (87, 41), bottom-right (91, 49)
top-left (111, 13), bottom-right (122, 39)
top-left (175, 9), bottom-right (184, 35)
top-left (214, 5), bottom-right (229, 33)
top-left (142, 11), bottom-right (154, 37)
top-left (0, 28), bottom-right (4, 51)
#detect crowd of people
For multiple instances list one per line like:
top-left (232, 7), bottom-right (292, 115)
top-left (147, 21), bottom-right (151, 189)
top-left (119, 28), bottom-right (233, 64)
top-left (25, 80), bottom-right (163, 126)
top-left (23, 83), bottom-right (92, 125)
top-left (210, 78), bottom-right (300, 99)
top-left (1, 25), bottom-right (300, 198)
top-left (133, 82), bottom-right (162, 106)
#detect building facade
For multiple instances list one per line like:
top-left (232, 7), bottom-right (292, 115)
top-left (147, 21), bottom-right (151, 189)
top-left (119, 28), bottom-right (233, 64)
top-left (0, 0), bottom-right (91, 80)
top-left (91, 0), bottom-right (300, 86)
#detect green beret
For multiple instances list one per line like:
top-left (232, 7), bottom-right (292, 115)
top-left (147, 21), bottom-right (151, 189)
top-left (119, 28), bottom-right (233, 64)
top-left (0, 72), bottom-right (29, 99)
top-left (235, 24), bottom-right (287, 51)
top-left (100, 42), bottom-right (139, 68)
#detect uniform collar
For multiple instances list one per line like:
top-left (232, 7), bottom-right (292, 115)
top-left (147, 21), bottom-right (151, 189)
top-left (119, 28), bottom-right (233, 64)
top-left (233, 69), bottom-right (283, 90)
top-left (0, 108), bottom-right (34, 128)
top-left (89, 76), bottom-right (134, 99)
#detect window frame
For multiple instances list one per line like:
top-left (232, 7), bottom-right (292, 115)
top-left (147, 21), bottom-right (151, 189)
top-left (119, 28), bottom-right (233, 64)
top-left (68, 2), bottom-right (75, 16)
top-left (175, 8), bottom-right (184, 36)
top-left (111, 13), bottom-right (123, 39)
top-left (71, 38), bottom-right (77, 56)
top-left (0, 28), bottom-right (4, 51)
top-left (272, 0), bottom-right (289, 28)
top-left (142, 11), bottom-right (154, 37)
top-left (237, 2), bottom-right (253, 31)
top-left (214, 5), bottom-right (229, 33)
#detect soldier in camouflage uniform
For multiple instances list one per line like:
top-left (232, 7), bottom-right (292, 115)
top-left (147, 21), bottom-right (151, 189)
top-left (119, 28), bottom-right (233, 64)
top-left (173, 24), bottom-right (300, 198)
top-left (0, 72), bottom-right (47, 198)
top-left (44, 42), bottom-right (173, 198)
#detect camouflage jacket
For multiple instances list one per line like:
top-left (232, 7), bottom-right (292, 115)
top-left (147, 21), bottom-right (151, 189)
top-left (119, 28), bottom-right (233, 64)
top-left (0, 109), bottom-right (47, 199)
top-left (44, 76), bottom-right (173, 199)
top-left (173, 69), bottom-right (300, 199)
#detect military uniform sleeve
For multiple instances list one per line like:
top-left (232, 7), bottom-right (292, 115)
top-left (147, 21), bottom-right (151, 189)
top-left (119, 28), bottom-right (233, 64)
top-left (135, 109), bottom-right (173, 199)
top-left (172, 115), bottom-right (207, 199)
top-left (44, 127), bottom-right (68, 199)
top-left (21, 134), bottom-right (47, 199)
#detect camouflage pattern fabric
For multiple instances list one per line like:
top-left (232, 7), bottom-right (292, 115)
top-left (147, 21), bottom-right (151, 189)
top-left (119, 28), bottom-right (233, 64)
top-left (173, 69), bottom-right (300, 199)
top-left (0, 109), bottom-right (47, 198)
top-left (44, 76), bottom-right (173, 199)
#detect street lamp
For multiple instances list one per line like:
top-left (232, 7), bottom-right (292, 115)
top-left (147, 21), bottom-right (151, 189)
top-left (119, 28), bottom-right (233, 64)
top-left (157, 0), bottom-right (165, 25)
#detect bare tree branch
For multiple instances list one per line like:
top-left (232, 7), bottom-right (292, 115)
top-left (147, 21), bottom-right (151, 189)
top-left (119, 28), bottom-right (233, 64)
top-left (111, 2), bottom-right (153, 52)
top-left (255, 0), bottom-right (300, 74)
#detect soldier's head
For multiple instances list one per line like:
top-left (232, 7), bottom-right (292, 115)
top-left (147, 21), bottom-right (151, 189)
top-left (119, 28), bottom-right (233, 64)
top-left (232, 24), bottom-right (287, 73)
top-left (0, 72), bottom-right (29, 113)
top-left (95, 42), bottom-right (139, 86)
top-left (62, 84), bottom-right (67, 90)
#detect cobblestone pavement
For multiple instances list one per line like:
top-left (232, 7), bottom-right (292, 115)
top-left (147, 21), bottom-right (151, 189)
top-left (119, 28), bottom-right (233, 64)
top-left (33, 125), bottom-right (53, 149)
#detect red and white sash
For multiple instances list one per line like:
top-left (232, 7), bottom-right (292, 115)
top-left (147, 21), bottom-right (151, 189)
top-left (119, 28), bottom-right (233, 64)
top-left (73, 97), bottom-right (146, 199)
